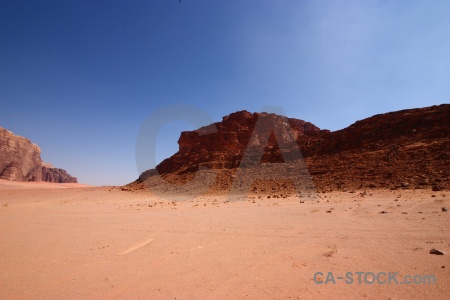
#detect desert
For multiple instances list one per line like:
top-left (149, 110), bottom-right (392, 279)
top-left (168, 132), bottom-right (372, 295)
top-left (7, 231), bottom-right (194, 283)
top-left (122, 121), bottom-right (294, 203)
top-left (1, 104), bottom-right (450, 299)
top-left (0, 182), bottom-right (449, 299)
top-left (1, 1), bottom-right (449, 297)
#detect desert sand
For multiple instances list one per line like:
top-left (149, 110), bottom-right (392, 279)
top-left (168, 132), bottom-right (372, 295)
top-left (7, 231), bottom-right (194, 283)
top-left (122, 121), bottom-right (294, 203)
top-left (0, 181), bottom-right (448, 299)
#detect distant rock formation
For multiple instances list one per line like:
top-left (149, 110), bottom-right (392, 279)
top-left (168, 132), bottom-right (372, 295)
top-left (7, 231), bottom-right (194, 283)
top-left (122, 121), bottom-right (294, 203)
top-left (154, 110), bottom-right (322, 175)
top-left (0, 127), bottom-right (77, 183)
top-left (131, 104), bottom-right (449, 194)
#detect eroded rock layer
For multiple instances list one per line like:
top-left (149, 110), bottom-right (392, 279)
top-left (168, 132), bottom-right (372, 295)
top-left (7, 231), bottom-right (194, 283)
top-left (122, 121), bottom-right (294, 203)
top-left (0, 127), bottom-right (77, 183)
top-left (132, 104), bottom-right (450, 193)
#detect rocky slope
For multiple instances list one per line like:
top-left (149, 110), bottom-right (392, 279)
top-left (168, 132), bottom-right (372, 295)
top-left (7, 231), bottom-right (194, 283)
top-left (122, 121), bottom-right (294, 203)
top-left (132, 104), bottom-right (449, 194)
top-left (0, 127), bottom-right (77, 183)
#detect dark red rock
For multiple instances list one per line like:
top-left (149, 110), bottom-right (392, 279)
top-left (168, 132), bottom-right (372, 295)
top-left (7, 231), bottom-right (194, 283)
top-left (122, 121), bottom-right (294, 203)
top-left (132, 104), bottom-right (450, 193)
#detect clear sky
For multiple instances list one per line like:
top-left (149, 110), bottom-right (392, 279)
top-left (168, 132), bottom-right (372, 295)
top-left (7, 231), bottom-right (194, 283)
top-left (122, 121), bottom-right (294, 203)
top-left (1, 0), bottom-right (449, 186)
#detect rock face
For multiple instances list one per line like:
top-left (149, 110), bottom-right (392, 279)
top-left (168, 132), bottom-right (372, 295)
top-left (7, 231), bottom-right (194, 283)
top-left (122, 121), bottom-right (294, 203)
top-left (0, 127), bottom-right (77, 183)
top-left (40, 167), bottom-right (77, 184)
top-left (305, 104), bottom-right (450, 191)
top-left (154, 110), bottom-right (322, 175)
top-left (133, 104), bottom-right (450, 193)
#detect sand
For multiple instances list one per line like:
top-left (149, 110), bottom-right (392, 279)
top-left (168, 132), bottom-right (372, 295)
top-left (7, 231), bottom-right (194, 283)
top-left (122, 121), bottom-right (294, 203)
top-left (0, 182), bottom-right (448, 299)
top-left (0, 179), bottom-right (92, 190)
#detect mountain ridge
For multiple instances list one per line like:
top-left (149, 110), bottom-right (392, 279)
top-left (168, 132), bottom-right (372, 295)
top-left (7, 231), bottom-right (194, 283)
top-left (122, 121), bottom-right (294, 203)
top-left (131, 104), bottom-right (449, 194)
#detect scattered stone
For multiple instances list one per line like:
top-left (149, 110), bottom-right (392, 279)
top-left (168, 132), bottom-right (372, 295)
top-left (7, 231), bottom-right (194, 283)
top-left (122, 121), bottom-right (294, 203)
top-left (380, 211), bottom-right (388, 214)
top-left (429, 249), bottom-right (444, 255)
top-left (401, 182), bottom-right (409, 188)
top-left (401, 212), bottom-right (407, 214)
top-left (432, 185), bottom-right (442, 192)
top-left (326, 210), bottom-right (332, 213)
top-left (442, 207), bottom-right (448, 212)
top-left (299, 200), bottom-right (305, 203)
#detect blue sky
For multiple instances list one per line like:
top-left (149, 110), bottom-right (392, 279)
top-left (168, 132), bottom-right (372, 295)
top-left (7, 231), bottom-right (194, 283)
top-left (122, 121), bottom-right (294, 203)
top-left (1, 0), bottom-right (449, 185)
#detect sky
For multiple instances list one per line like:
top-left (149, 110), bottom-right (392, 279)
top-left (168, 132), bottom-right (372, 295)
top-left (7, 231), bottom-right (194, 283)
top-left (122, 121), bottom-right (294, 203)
top-left (1, 0), bottom-right (449, 186)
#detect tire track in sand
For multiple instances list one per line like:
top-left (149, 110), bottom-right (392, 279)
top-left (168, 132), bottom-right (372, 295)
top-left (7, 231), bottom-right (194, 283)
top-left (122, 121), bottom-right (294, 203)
top-left (118, 237), bottom-right (155, 255)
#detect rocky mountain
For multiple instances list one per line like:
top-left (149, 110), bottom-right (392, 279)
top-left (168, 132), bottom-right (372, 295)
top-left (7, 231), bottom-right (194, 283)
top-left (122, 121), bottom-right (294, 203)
top-left (0, 127), bottom-right (77, 183)
top-left (132, 104), bottom-right (449, 194)
top-left (153, 110), bottom-right (322, 175)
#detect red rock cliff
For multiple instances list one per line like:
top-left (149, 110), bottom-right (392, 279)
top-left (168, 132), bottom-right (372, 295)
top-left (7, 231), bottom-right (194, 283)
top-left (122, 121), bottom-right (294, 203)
top-left (0, 127), bottom-right (77, 183)
top-left (135, 104), bottom-right (450, 192)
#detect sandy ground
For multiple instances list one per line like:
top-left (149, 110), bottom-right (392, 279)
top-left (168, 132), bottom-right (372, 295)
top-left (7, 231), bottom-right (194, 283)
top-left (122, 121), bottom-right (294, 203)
top-left (0, 182), bottom-right (449, 299)
top-left (0, 179), bottom-right (92, 190)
